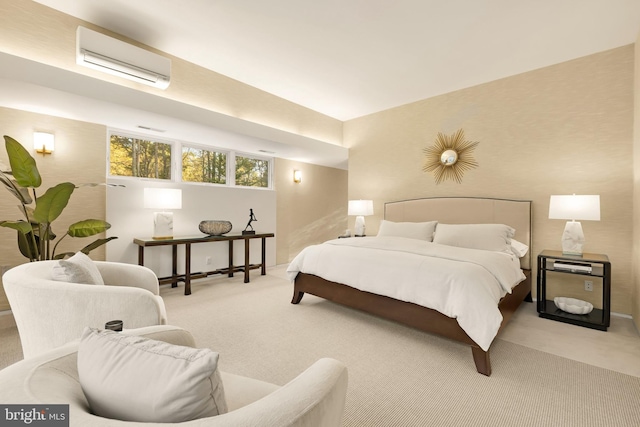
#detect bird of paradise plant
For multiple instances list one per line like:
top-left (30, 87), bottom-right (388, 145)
top-left (0, 135), bottom-right (116, 261)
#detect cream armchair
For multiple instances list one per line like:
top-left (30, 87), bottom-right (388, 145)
top-left (0, 325), bottom-right (349, 427)
top-left (2, 260), bottom-right (167, 359)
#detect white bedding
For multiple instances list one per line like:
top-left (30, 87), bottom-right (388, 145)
top-left (286, 236), bottom-right (526, 351)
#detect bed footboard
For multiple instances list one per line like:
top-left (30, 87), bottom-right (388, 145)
top-left (291, 271), bottom-right (531, 376)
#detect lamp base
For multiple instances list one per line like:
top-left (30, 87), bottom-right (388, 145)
top-left (561, 220), bottom-right (584, 256)
top-left (354, 215), bottom-right (366, 237)
top-left (152, 212), bottom-right (174, 240)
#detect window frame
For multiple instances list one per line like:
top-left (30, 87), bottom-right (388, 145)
top-left (107, 130), bottom-right (273, 190)
top-left (107, 130), bottom-right (176, 182)
top-left (232, 151), bottom-right (273, 189)
top-left (181, 142), bottom-right (230, 187)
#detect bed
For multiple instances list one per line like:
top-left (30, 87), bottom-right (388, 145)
top-left (287, 197), bottom-right (532, 376)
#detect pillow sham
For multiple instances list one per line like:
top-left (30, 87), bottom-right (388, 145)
top-left (433, 223), bottom-right (515, 253)
top-left (377, 220), bottom-right (438, 241)
top-left (51, 251), bottom-right (104, 285)
top-left (510, 239), bottom-right (529, 258)
top-left (77, 328), bottom-right (227, 423)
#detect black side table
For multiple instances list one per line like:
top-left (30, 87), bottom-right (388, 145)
top-left (537, 250), bottom-right (611, 331)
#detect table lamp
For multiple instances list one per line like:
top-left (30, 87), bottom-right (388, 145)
top-left (144, 188), bottom-right (182, 239)
top-left (348, 200), bottom-right (373, 237)
top-left (548, 194), bottom-right (600, 256)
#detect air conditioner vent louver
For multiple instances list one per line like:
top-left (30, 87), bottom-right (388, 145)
top-left (76, 26), bottom-right (170, 89)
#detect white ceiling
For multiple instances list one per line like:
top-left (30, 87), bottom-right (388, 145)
top-left (33, 0), bottom-right (640, 121)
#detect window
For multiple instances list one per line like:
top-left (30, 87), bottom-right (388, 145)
top-left (235, 155), bottom-right (270, 188)
top-left (108, 131), bottom-right (273, 189)
top-left (109, 134), bottom-right (172, 180)
top-left (182, 145), bottom-right (227, 184)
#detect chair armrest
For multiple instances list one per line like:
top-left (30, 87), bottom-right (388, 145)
top-left (204, 358), bottom-right (348, 427)
top-left (121, 325), bottom-right (196, 348)
top-left (7, 280), bottom-right (167, 359)
top-left (95, 262), bottom-right (159, 295)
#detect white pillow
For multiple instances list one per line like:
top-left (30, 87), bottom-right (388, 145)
top-left (377, 220), bottom-right (438, 241)
top-left (510, 239), bottom-right (529, 258)
top-left (78, 328), bottom-right (227, 423)
top-left (433, 223), bottom-right (515, 253)
top-left (51, 251), bottom-right (104, 285)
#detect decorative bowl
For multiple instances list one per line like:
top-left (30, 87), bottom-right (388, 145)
top-left (198, 220), bottom-right (232, 236)
top-left (553, 297), bottom-right (593, 315)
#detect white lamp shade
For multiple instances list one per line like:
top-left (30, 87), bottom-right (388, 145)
top-left (549, 195), bottom-right (600, 221)
top-left (144, 188), bottom-right (182, 210)
top-left (348, 200), bottom-right (374, 216)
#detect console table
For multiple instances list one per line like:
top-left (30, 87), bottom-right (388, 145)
top-left (133, 232), bottom-right (275, 295)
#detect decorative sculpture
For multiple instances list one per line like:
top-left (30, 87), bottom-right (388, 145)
top-left (242, 209), bottom-right (257, 235)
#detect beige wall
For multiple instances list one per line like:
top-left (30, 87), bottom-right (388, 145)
top-left (0, 108), bottom-right (107, 310)
top-left (0, 0), bottom-right (342, 146)
top-left (275, 159), bottom-right (348, 264)
top-left (345, 46), bottom-right (634, 315)
top-left (0, 107), bottom-right (349, 311)
top-left (633, 33), bottom-right (640, 330)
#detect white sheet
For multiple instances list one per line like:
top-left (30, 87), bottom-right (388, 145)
top-left (287, 236), bottom-right (526, 351)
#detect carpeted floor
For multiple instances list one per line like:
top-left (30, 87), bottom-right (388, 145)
top-left (2, 268), bottom-right (640, 426)
top-left (160, 270), bottom-right (640, 427)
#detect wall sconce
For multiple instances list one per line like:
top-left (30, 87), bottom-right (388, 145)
top-left (293, 170), bottom-right (302, 183)
top-left (33, 132), bottom-right (55, 155)
top-left (144, 188), bottom-right (182, 240)
top-left (549, 194), bottom-right (600, 256)
top-left (348, 200), bottom-right (374, 237)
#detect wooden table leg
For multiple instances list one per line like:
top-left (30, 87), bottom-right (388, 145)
top-left (137, 246), bottom-right (144, 265)
top-left (185, 243), bottom-right (192, 295)
top-left (244, 238), bottom-right (250, 283)
top-left (228, 240), bottom-right (234, 277)
top-left (171, 245), bottom-right (178, 288)
top-left (261, 237), bottom-right (267, 275)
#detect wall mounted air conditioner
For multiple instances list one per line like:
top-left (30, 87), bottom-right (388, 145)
top-left (76, 26), bottom-right (171, 89)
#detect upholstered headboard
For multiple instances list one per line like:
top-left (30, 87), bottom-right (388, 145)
top-left (384, 197), bottom-right (532, 270)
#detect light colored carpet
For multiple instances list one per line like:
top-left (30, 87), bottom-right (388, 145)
top-left (161, 271), bottom-right (640, 427)
top-left (2, 269), bottom-right (640, 426)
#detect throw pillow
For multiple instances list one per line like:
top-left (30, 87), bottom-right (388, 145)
top-left (433, 223), bottom-right (515, 253)
top-left (51, 251), bottom-right (104, 285)
top-left (510, 239), bottom-right (529, 258)
top-left (77, 328), bottom-right (228, 423)
top-left (377, 220), bottom-right (438, 241)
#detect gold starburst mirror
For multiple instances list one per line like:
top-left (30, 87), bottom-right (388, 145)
top-left (422, 129), bottom-right (479, 184)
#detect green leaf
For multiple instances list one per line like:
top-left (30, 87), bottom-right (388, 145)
top-left (67, 219), bottom-right (111, 237)
top-left (0, 222), bottom-right (39, 260)
top-left (4, 135), bottom-right (41, 188)
top-left (80, 236), bottom-right (118, 254)
top-left (0, 220), bottom-right (33, 234)
top-left (0, 172), bottom-right (32, 205)
top-left (17, 230), bottom-right (39, 260)
top-left (33, 182), bottom-right (75, 224)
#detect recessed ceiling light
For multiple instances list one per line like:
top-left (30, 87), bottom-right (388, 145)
top-left (258, 149), bottom-right (276, 154)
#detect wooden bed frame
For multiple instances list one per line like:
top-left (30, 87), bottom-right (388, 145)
top-left (291, 197), bottom-right (533, 376)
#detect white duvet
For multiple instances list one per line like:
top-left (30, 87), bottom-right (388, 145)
top-left (286, 236), bottom-right (526, 351)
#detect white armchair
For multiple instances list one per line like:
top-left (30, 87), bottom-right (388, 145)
top-left (0, 325), bottom-right (349, 427)
top-left (2, 260), bottom-right (167, 359)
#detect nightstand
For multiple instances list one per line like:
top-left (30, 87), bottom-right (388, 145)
top-left (537, 250), bottom-right (611, 331)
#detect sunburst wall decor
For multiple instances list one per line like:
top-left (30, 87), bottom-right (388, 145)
top-left (422, 129), bottom-right (479, 184)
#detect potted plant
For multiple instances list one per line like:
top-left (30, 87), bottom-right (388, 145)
top-left (0, 135), bottom-right (116, 261)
